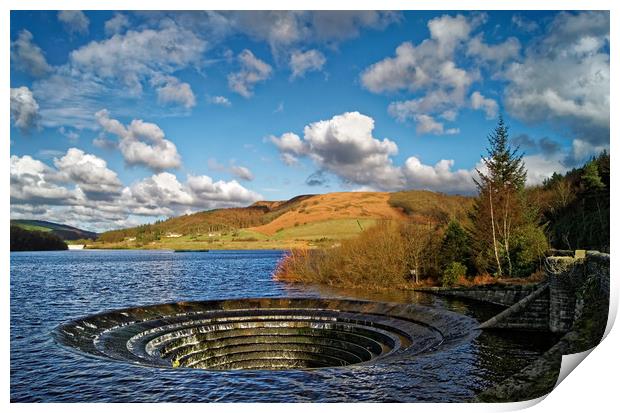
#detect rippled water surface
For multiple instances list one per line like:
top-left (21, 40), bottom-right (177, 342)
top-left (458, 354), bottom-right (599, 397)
top-left (11, 250), bottom-right (557, 402)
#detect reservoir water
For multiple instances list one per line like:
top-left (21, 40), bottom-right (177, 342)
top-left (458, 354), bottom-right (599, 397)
top-left (11, 250), bottom-right (558, 402)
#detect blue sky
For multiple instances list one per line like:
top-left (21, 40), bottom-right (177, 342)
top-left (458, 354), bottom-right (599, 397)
top-left (10, 11), bottom-right (610, 232)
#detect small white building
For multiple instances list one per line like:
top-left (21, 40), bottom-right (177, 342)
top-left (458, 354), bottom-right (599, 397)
top-left (68, 244), bottom-right (85, 250)
top-left (165, 233), bottom-right (183, 238)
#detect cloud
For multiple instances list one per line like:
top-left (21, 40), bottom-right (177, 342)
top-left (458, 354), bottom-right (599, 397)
top-left (207, 158), bottom-right (255, 181)
top-left (388, 100), bottom-right (460, 134)
top-left (566, 139), bottom-right (609, 166)
top-left (208, 95), bottom-right (232, 107)
top-left (95, 110), bottom-right (182, 171)
top-left (538, 137), bottom-right (562, 157)
top-left (310, 11), bottom-right (401, 42)
top-left (10, 87), bottom-right (40, 132)
top-left (53, 148), bottom-right (123, 199)
top-left (511, 133), bottom-right (537, 149)
top-left (104, 13), bottom-right (130, 36)
top-left (470, 91), bottom-right (498, 119)
top-left (92, 135), bottom-right (118, 150)
top-left (10, 155), bottom-right (73, 204)
top-left (511, 134), bottom-right (562, 156)
top-left (271, 111), bottom-right (479, 193)
top-left (152, 75), bottom-right (196, 108)
top-left (59, 126), bottom-right (80, 142)
top-left (216, 11), bottom-right (400, 55)
top-left (522, 154), bottom-right (569, 186)
top-left (503, 11), bottom-right (609, 145)
top-left (69, 24), bottom-right (206, 94)
top-left (467, 34), bottom-right (521, 64)
top-left (272, 112), bottom-right (401, 189)
top-left (306, 170), bottom-right (329, 187)
top-left (11, 151), bottom-right (263, 231)
top-left (30, 23), bottom-right (206, 129)
top-left (273, 102), bottom-right (284, 113)
top-left (402, 157), bottom-right (476, 193)
top-left (58, 11), bottom-right (90, 35)
top-left (415, 114), bottom-right (459, 135)
top-left (290, 49), bottom-right (326, 79)
top-left (122, 172), bottom-right (263, 215)
top-left (361, 14), bottom-right (480, 135)
top-left (10, 30), bottom-right (52, 77)
top-left (230, 165), bottom-right (254, 181)
top-left (511, 14), bottom-right (539, 32)
top-left (186, 174), bottom-right (261, 205)
top-left (228, 49), bottom-right (272, 97)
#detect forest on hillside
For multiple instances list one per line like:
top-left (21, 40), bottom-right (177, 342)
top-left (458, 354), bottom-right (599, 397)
top-left (10, 226), bottom-right (68, 251)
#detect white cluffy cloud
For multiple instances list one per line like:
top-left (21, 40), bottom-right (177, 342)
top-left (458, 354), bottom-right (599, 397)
top-left (289, 49), bottom-right (326, 79)
top-left (128, 172), bottom-right (262, 215)
top-left (361, 14), bottom-right (483, 135)
top-left (27, 22), bottom-right (206, 130)
top-left (11, 149), bottom-right (263, 231)
top-left (228, 49), bottom-right (273, 97)
top-left (271, 111), bottom-right (476, 193)
top-left (470, 91), bottom-right (499, 119)
top-left (10, 30), bottom-right (52, 77)
top-left (467, 34), bottom-right (521, 65)
top-left (10, 155), bottom-right (73, 204)
top-left (95, 110), bottom-right (182, 171)
top-left (152, 75), bottom-right (196, 108)
top-left (58, 11), bottom-right (90, 35)
top-left (10, 87), bottom-right (40, 132)
top-left (69, 25), bottom-right (205, 95)
top-left (53, 148), bottom-right (123, 198)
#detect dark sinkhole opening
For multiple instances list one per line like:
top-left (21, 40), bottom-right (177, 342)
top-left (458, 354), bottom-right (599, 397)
top-left (53, 298), bottom-right (479, 371)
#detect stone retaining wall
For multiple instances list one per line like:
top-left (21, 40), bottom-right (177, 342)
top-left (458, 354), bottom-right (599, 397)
top-left (417, 284), bottom-right (539, 307)
top-left (476, 251), bottom-right (610, 402)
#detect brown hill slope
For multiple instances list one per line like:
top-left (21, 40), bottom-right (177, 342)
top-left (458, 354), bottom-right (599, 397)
top-left (249, 192), bottom-right (406, 236)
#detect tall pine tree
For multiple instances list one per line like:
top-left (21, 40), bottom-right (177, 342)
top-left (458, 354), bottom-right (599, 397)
top-left (470, 116), bottom-right (545, 277)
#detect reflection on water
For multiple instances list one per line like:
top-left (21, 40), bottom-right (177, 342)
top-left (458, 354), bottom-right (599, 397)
top-left (11, 250), bottom-right (558, 402)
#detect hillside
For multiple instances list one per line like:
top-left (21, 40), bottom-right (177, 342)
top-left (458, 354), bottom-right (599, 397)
top-left (10, 225), bottom-right (68, 251)
top-left (10, 220), bottom-right (98, 241)
top-left (93, 190), bottom-right (475, 250)
top-left (249, 192), bottom-right (406, 235)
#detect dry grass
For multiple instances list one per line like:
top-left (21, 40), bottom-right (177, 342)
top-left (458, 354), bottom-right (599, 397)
top-left (274, 221), bottom-right (418, 288)
top-left (251, 192), bottom-right (406, 236)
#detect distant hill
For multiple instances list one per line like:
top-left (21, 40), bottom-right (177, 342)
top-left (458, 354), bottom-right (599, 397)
top-left (96, 190), bottom-right (474, 246)
top-left (10, 225), bottom-right (68, 251)
top-left (10, 220), bottom-right (98, 241)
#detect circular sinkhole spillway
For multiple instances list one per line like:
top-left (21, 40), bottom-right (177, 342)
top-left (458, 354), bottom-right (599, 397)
top-left (53, 298), bottom-right (479, 371)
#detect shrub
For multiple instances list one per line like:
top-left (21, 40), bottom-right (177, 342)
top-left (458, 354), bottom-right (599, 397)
top-left (274, 221), bottom-right (440, 288)
top-left (442, 262), bottom-right (466, 287)
top-left (511, 224), bottom-right (549, 277)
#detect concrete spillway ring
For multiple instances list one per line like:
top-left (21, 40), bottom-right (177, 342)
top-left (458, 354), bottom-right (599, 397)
top-left (53, 298), bottom-right (479, 370)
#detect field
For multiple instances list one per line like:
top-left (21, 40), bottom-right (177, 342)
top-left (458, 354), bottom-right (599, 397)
top-left (12, 223), bottom-right (53, 233)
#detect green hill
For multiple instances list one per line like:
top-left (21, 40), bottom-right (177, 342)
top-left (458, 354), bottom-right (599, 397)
top-left (10, 225), bottom-right (68, 251)
top-left (10, 220), bottom-right (98, 241)
top-left (94, 190), bottom-right (474, 249)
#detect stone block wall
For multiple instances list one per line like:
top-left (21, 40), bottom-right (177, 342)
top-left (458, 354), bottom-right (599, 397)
top-left (418, 284), bottom-right (539, 307)
top-left (547, 256), bottom-right (585, 333)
